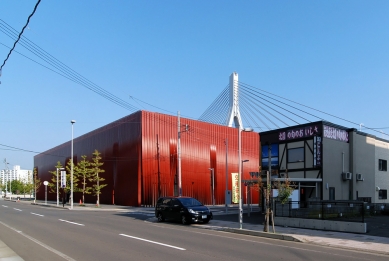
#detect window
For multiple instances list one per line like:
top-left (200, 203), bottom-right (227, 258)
top-left (288, 147), bottom-right (304, 163)
top-left (379, 190), bottom-right (387, 200)
top-left (261, 144), bottom-right (279, 170)
top-left (379, 159), bottom-right (387, 171)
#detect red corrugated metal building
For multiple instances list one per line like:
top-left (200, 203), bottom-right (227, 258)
top-left (34, 111), bottom-right (260, 206)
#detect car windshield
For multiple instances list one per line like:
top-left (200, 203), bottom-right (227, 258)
top-left (178, 198), bottom-right (203, 207)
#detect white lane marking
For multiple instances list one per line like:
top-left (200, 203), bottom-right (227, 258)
top-left (2, 205), bottom-right (8, 208)
top-left (150, 224), bottom-right (372, 260)
top-left (0, 220), bottom-right (76, 261)
top-left (120, 234), bottom-right (186, 251)
top-left (14, 208), bottom-right (22, 211)
top-left (59, 219), bottom-right (85, 226)
top-left (31, 212), bottom-right (44, 217)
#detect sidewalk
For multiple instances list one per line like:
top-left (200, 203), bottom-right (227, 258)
top-left (6, 199), bottom-right (389, 256)
top-left (0, 239), bottom-right (24, 261)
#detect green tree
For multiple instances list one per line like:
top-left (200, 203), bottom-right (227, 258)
top-left (24, 171), bottom-right (35, 197)
top-left (65, 158), bottom-right (81, 203)
top-left (48, 161), bottom-right (64, 196)
top-left (33, 167), bottom-right (42, 203)
top-left (77, 155), bottom-right (93, 205)
top-left (89, 150), bottom-right (106, 207)
top-left (20, 171), bottom-right (34, 198)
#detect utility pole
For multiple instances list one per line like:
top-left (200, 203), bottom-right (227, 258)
top-left (264, 144), bottom-right (271, 232)
top-left (225, 138), bottom-right (228, 213)
top-left (177, 111), bottom-right (182, 197)
top-left (156, 134), bottom-right (161, 198)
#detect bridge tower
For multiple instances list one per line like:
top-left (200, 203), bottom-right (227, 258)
top-left (227, 72), bottom-right (243, 129)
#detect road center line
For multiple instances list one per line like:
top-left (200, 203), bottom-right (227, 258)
top-left (59, 219), bottom-right (85, 226)
top-left (119, 234), bottom-right (186, 251)
top-left (31, 212), bottom-right (44, 217)
top-left (13, 208), bottom-right (22, 211)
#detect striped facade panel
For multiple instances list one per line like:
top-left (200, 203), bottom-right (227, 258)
top-left (34, 112), bottom-right (142, 206)
top-left (34, 110), bottom-right (260, 207)
top-left (140, 111), bottom-right (260, 206)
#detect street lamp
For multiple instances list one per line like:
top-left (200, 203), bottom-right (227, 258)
top-left (56, 167), bottom-right (64, 206)
top-left (208, 168), bottom-right (215, 205)
top-left (238, 127), bottom-right (253, 229)
top-left (70, 120), bottom-right (76, 210)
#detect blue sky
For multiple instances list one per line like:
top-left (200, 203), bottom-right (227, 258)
top-left (1, 1), bottom-right (389, 170)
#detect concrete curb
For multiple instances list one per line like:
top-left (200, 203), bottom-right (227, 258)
top-left (31, 203), bottom-right (69, 209)
top-left (220, 227), bottom-right (302, 242)
top-left (148, 217), bottom-right (301, 242)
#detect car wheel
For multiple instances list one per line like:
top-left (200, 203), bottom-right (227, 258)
top-left (181, 215), bottom-right (189, 225)
top-left (157, 212), bottom-right (165, 222)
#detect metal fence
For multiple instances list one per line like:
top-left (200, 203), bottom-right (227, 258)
top-left (364, 203), bottom-right (389, 215)
top-left (274, 200), bottom-right (366, 223)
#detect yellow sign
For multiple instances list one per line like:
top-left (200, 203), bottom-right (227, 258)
top-left (231, 173), bottom-right (239, 203)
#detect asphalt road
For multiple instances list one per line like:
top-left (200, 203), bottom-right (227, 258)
top-left (0, 200), bottom-right (388, 261)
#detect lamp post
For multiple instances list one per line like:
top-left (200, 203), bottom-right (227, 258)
top-left (56, 167), bottom-right (64, 206)
top-left (70, 120), bottom-right (76, 210)
top-left (242, 159), bottom-right (249, 216)
top-left (43, 181), bottom-right (48, 205)
top-left (238, 127), bottom-right (253, 229)
top-left (208, 168), bottom-right (215, 205)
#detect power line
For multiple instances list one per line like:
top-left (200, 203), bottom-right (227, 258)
top-left (0, 20), bottom-right (139, 112)
top-left (0, 0), bottom-right (41, 72)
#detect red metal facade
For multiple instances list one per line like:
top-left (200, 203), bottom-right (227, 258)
top-left (34, 111), bottom-right (260, 206)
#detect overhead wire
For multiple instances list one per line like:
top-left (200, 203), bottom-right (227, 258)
top-left (238, 80), bottom-right (389, 137)
top-left (240, 89), bottom-right (280, 129)
top-left (0, 0), bottom-right (41, 71)
top-left (0, 20), bottom-right (139, 112)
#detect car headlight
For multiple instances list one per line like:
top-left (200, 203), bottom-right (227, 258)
top-left (188, 209), bottom-right (196, 214)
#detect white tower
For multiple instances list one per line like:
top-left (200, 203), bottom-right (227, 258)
top-left (227, 72), bottom-right (243, 129)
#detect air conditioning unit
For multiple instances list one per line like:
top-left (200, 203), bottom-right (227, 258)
top-left (342, 172), bottom-right (352, 180)
top-left (356, 173), bottom-right (364, 181)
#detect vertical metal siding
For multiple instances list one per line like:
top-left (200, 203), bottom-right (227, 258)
top-left (34, 110), bottom-right (260, 207)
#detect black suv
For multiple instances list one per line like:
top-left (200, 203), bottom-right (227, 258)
top-left (155, 197), bottom-right (213, 225)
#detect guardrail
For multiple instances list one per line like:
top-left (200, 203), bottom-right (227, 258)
top-left (274, 200), bottom-right (365, 223)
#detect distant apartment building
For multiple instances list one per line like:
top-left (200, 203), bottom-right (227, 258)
top-left (0, 165), bottom-right (32, 184)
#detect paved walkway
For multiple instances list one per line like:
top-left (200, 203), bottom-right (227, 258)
top-left (2, 199), bottom-right (389, 258)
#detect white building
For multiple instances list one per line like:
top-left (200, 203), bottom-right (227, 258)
top-left (1, 165), bottom-right (32, 185)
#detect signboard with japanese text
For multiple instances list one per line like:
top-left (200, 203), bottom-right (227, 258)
top-left (60, 171), bottom-right (66, 188)
top-left (231, 173), bottom-right (239, 204)
top-left (279, 125), bottom-right (320, 141)
top-left (314, 136), bottom-right (322, 166)
top-left (323, 125), bottom-right (349, 142)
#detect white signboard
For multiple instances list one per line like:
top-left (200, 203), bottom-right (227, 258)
top-left (61, 171), bottom-right (66, 188)
top-left (231, 173), bottom-right (239, 204)
top-left (323, 125), bottom-right (349, 142)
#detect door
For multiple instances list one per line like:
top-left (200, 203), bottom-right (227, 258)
top-left (169, 198), bottom-right (182, 220)
top-left (161, 198), bottom-right (172, 219)
top-left (329, 187), bottom-right (335, 200)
